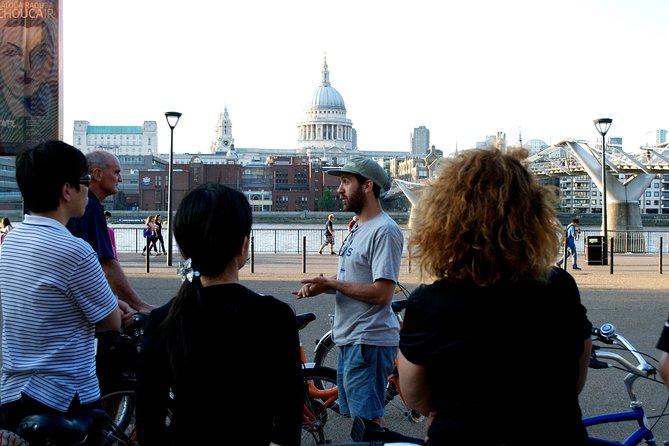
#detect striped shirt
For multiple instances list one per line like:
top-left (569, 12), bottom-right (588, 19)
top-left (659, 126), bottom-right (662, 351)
top-left (0, 214), bottom-right (118, 411)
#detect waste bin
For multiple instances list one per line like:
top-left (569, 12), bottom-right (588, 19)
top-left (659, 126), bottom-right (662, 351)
top-left (586, 236), bottom-right (604, 265)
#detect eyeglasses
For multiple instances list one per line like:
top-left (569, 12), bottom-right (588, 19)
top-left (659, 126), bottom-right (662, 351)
top-left (78, 174), bottom-right (91, 186)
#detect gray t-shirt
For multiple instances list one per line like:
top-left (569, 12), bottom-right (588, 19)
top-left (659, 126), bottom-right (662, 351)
top-left (332, 211), bottom-right (403, 347)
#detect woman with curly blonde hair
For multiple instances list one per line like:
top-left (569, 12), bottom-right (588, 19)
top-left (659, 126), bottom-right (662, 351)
top-left (397, 147), bottom-right (593, 445)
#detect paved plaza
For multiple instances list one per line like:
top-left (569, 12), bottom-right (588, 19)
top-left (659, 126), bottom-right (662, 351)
top-left (0, 252), bottom-right (667, 442)
top-left (126, 251), bottom-right (669, 443)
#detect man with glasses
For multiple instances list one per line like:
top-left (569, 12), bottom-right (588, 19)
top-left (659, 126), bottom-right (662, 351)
top-left (294, 156), bottom-right (403, 429)
top-left (0, 140), bottom-right (122, 445)
top-left (67, 150), bottom-right (155, 315)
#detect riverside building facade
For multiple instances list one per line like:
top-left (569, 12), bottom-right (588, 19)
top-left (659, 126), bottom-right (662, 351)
top-left (4, 58), bottom-right (669, 215)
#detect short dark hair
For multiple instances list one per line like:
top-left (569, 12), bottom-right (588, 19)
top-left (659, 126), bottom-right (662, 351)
top-left (16, 140), bottom-right (88, 213)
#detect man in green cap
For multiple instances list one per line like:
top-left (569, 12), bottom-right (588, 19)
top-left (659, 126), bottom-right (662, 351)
top-left (294, 156), bottom-right (403, 428)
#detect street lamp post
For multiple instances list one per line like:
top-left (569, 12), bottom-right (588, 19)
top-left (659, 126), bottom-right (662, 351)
top-left (594, 118), bottom-right (612, 266)
top-left (164, 111), bottom-right (182, 266)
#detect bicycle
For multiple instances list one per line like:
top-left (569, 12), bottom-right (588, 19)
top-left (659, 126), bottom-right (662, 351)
top-left (95, 312), bottom-right (151, 445)
top-left (585, 322), bottom-right (669, 445)
top-left (298, 312), bottom-right (354, 445)
top-left (342, 322), bottom-right (669, 446)
top-left (312, 283), bottom-right (423, 423)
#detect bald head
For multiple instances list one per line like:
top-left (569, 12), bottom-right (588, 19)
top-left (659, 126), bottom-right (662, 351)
top-left (87, 151), bottom-right (118, 172)
top-left (86, 151), bottom-right (122, 200)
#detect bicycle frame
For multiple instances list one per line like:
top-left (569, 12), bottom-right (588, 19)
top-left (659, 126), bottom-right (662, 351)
top-left (583, 407), bottom-right (654, 446)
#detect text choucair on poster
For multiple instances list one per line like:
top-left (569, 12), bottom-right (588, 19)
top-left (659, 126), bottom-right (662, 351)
top-left (0, 0), bottom-right (60, 155)
top-left (0, 2), bottom-right (57, 19)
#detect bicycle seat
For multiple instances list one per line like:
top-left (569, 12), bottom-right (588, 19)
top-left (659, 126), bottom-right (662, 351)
top-left (391, 299), bottom-right (408, 313)
top-left (16, 408), bottom-right (105, 446)
top-left (296, 312), bottom-right (317, 330)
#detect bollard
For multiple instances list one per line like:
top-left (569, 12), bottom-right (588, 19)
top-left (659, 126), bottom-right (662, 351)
top-left (609, 237), bottom-right (613, 275)
top-left (659, 237), bottom-right (662, 274)
top-left (251, 236), bottom-right (255, 274)
top-left (562, 238), bottom-right (568, 271)
top-left (302, 236), bottom-right (307, 273)
top-left (145, 234), bottom-right (150, 273)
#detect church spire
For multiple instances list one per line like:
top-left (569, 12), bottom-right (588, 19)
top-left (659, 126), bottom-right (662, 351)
top-left (321, 53), bottom-right (331, 87)
top-left (210, 106), bottom-right (234, 154)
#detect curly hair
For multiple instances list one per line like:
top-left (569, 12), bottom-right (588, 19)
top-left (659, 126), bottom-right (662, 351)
top-left (409, 147), bottom-right (562, 286)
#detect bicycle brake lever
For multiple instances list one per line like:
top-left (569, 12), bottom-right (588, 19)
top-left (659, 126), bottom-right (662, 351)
top-left (589, 355), bottom-right (609, 369)
top-left (589, 346), bottom-right (609, 369)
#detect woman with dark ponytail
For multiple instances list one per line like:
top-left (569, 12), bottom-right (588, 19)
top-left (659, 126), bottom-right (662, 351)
top-left (136, 183), bottom-right (303, 446)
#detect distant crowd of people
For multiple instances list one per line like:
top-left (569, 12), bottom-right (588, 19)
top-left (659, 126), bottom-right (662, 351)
top-left (4, 140), bottom-right (669, 446)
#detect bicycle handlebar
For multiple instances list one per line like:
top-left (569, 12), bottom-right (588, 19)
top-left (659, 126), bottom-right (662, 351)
top-left (590, 323), bottom-right (658, 404)
top-left (590, 323), bottom-right (655, 378)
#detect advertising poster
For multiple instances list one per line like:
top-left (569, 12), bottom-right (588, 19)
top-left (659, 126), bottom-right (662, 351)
top-left (0, 1), bottom-right (61, 155)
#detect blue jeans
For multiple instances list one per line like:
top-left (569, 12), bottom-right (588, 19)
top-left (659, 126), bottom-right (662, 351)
top-left (337, 344), bottom-right (397, 420)
top-left (558, 246), bottom-right (578, 267)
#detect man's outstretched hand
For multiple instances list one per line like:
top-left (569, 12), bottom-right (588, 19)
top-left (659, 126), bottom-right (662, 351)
top-left (293, 274), bottom-right (331, 299)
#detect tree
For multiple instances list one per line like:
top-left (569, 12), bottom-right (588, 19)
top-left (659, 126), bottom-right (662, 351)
top-left (319, 190), bottom-right (337, 211)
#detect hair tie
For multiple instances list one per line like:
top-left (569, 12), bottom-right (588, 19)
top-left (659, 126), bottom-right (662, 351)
top-left (176, 258), bottom-right (200, 283)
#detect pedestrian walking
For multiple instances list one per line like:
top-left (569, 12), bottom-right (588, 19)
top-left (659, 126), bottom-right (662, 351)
top-left (153, 214), bottom-right (167, 255)
top-left (318, 213), bottom-right (336, 255)
top-left (557, 218), bottom-right (581, 270)
top-left (142, 215), bottom-right (159, 256)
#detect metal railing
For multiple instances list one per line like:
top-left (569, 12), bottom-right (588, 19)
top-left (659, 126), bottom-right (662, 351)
top-left (113, 227), bottom-right (669, 255)
top-left (576, 230), bottom-right (669, 254)
top-left (112, 227), bottom-right (414, 254)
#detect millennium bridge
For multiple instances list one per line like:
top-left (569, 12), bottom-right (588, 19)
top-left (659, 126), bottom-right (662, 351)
top-left (394, 140), bottom-right (669, 253)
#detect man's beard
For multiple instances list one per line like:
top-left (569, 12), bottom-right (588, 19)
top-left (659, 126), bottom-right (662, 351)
top-left (342, 186), bottom-right (364, 214)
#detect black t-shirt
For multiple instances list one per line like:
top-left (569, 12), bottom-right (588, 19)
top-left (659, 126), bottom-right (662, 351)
top-left (400, 267), bottom-right (592, 445)
top-left (136, 284), bottom-right (303, 446)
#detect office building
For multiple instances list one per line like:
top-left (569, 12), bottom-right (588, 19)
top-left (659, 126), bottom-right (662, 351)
top-left (411, 126), bottom-right (430, 155)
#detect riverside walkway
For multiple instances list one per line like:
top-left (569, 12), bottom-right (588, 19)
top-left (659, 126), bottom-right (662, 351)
top-left (127, 251), bottom-right (669, 443)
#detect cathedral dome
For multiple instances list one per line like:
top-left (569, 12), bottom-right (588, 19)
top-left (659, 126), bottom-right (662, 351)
top-left (297, 56), bottom-right (354, 151)
top-left (310, 58), bottom-right (346, 111)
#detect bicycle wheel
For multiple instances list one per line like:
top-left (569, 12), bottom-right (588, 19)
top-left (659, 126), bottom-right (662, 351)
top-left (314, 331), bottom-right (411, 415)
top-left (313, 331), bottom-right (338, 372)
top-left (100, 379), bottom-right (138, 446)
top-left (302, 366), bottom-right (352, 445)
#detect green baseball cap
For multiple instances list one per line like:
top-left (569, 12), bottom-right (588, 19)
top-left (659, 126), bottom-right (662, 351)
top-left (327, 156), bottom-right (390, 189)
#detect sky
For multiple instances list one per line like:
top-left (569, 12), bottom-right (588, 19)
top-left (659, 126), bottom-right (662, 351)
top-left (61, 0), bottom-right (669, 155)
